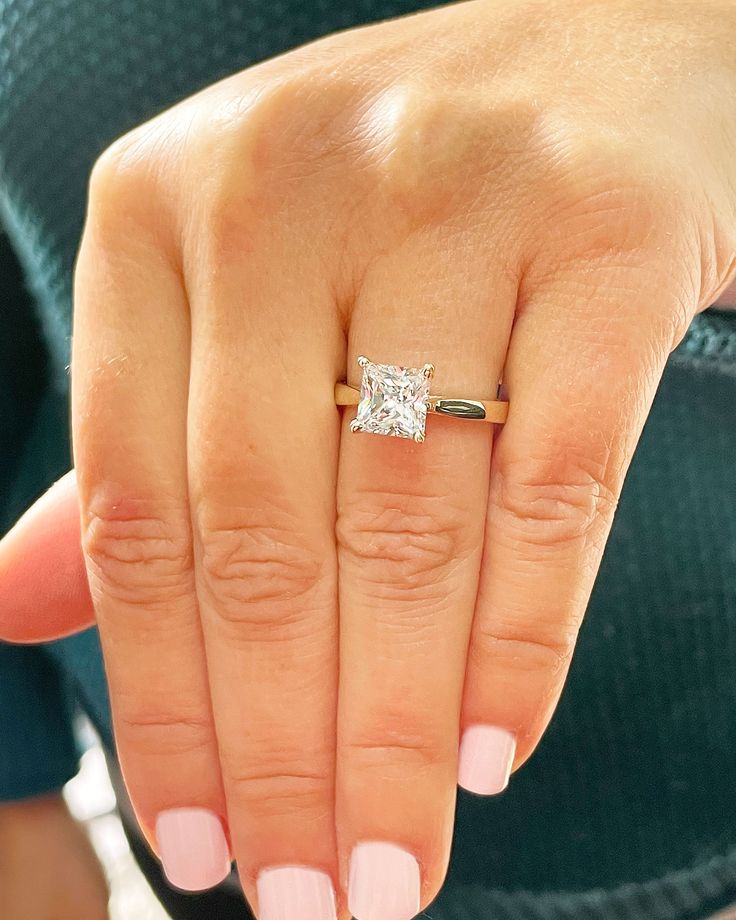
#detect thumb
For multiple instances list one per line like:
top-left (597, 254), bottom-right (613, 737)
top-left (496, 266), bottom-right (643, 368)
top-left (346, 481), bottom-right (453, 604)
top-left (0, 469), bottom-right (95, 642)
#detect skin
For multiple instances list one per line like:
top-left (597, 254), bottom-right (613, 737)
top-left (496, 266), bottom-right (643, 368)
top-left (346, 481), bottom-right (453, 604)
top-left (1, 0), bottom-right (736, 915)
top-left (714, 277), bottom-right (736, 307)
top-left (0, 795), bottom-right (109, 920)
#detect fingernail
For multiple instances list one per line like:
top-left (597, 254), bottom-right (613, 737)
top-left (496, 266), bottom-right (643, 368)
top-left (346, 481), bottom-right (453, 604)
top-left (457, 725), bottom-right (516, 795)
top-left (155, 807), bottom-right (230, 891)
top-left (257, 866), bottom-right (337, 920)
top-left (348, 840), bottom-right (420, 920)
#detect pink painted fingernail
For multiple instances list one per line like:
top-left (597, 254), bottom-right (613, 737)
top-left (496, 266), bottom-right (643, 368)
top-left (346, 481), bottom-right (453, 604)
top-left (348, 841), bottom-right (420, 920)
top-left (155, 807), bottom-right (230, 891)
top-left (458, 725), bottom-right (516, 795)
top-left (257, 866), bottom-right (337, 920)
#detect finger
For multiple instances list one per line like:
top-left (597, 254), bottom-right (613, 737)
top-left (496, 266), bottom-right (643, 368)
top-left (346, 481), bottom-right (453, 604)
top-left (335, 226), bottom-right (517, 920)
top-left (0, 470), bottom-right (94, 642)
top-left (185, 204), bottom-right (345, 916)
top-left (459, 259), bottom-right (687, 792)
top-left (72, 154), bottom-right (230, 891)
top-left (709, 255), bottom-right (736, 307)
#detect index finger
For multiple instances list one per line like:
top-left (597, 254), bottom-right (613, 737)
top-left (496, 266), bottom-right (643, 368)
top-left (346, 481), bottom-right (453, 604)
top-left (71, 155), bottom-right (231, 889)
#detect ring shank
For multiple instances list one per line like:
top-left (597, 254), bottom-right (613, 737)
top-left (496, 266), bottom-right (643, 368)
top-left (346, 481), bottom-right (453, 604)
top-left (334, 383), bottom-right (509, 424)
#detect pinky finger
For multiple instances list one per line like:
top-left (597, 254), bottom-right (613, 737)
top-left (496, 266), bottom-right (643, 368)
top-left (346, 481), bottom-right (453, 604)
top-left (458, 262), bottom-right (688, 794)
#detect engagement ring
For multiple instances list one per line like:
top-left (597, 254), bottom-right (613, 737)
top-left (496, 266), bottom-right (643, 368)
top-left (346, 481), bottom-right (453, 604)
top-left (335, 356), bottom-right (509, 443)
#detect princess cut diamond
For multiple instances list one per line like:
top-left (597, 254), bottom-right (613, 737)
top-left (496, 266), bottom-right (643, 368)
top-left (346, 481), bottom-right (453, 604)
top-left (351, 359), bottom-right (431, 441)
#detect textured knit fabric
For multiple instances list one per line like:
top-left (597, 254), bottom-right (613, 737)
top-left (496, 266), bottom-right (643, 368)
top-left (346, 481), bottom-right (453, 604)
top-left (0, 227), bottom-right (81, 799)
top-left (0, 1), bottom-right (735, 918)
top-left (0, 637), bottom-right (79, 800)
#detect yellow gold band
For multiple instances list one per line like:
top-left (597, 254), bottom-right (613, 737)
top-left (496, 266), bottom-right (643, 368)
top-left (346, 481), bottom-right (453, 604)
top-left (334, 383), bottom-right (509, 424)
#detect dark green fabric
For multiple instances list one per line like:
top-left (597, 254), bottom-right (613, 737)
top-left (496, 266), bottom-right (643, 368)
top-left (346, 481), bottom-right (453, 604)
top-left (0, 641), bottom-right (79, 802)
top-left (0, 1), bottom-right (735, 917)
top-left (0, 228), bottom-right (80, 800)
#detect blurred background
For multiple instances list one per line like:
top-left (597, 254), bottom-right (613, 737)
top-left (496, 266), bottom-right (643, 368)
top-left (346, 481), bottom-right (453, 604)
top-left (64, 719), bottom-right (169, 920)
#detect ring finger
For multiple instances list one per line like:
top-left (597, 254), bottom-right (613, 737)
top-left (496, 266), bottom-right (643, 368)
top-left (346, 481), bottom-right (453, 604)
top-left (335, 220), bottom-right (517, 920)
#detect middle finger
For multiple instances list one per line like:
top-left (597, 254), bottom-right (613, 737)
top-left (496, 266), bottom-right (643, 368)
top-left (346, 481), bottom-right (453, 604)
top-left (186, 204), bottom-right (344, 916)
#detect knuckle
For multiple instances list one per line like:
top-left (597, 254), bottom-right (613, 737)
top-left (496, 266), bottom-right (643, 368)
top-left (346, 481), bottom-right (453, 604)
top-left (88, 132), bottom-right (158, 228)
top-left (198, 513), bottom-right (328, 628)
top-left (353, 83), bottom-right (539, 233)
top-left (86, 112), bottom-right (184, 247)
top-left (336, 490), bottom-right (469, 599)
top-left (82, 495), bottom-right (192, 608)
top-left (193, 73), bottom-right (360, 260)
top-left (472, 620), bottom-right (578, 676)
top-left (88, 139), bottom-right (133, 206)
top-left (344, 724), bottom-right (448, 776)
top-left (115, 708), bottom-right (213, 758)
top-left (528, 117), bottom-right (693, 262)
top-left (693, 212), bottom-right (736, 323)
top-left (187, 100), bottom-right (279, 267)
top-left (226, 765), bottom-right (329, 819)
top-left (185, 77), bottom-right (446, 305)
top-left (490, 450), bottom-right (618, 551)
top-left (254, 71), bottom-right (358, 171)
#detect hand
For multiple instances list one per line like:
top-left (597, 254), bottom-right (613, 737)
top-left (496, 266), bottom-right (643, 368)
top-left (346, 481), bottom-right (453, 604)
top-left (1, 1), bottom-right (735, 918)
top-left (0, 794), bottom-right (109, 920)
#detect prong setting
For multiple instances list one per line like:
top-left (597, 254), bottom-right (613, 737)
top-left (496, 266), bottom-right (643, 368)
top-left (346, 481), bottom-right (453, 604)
top-left (422, 363), bottom-right (435, 380)
top-left (357, 355), bottom-right (370, 368)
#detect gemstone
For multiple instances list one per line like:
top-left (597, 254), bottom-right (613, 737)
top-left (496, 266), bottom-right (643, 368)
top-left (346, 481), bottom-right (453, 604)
top-left (352, 360), bottom-right (430, 440)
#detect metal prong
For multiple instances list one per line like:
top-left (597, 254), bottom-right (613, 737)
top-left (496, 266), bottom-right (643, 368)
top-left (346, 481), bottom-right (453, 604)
top-left (350, 419), bottom-right (362, 433)
top-left (413, 430), bottom-right (426, 443)
top-left (357, 355), bottom-right (370, 368)
top-left (422, 363), bottom-right (435, 379)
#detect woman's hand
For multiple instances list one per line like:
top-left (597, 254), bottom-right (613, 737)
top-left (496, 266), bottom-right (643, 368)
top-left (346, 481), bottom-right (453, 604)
top-left (2, 1), bottom-right (736, 917)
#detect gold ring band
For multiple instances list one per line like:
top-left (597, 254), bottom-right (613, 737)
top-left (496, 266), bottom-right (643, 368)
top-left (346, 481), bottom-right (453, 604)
top-left (334, 383), bottom-right (509, 424)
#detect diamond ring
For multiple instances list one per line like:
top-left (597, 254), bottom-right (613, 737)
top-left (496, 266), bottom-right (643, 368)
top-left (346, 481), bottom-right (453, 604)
top-left (334, 356), bottom-right (509, 444)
